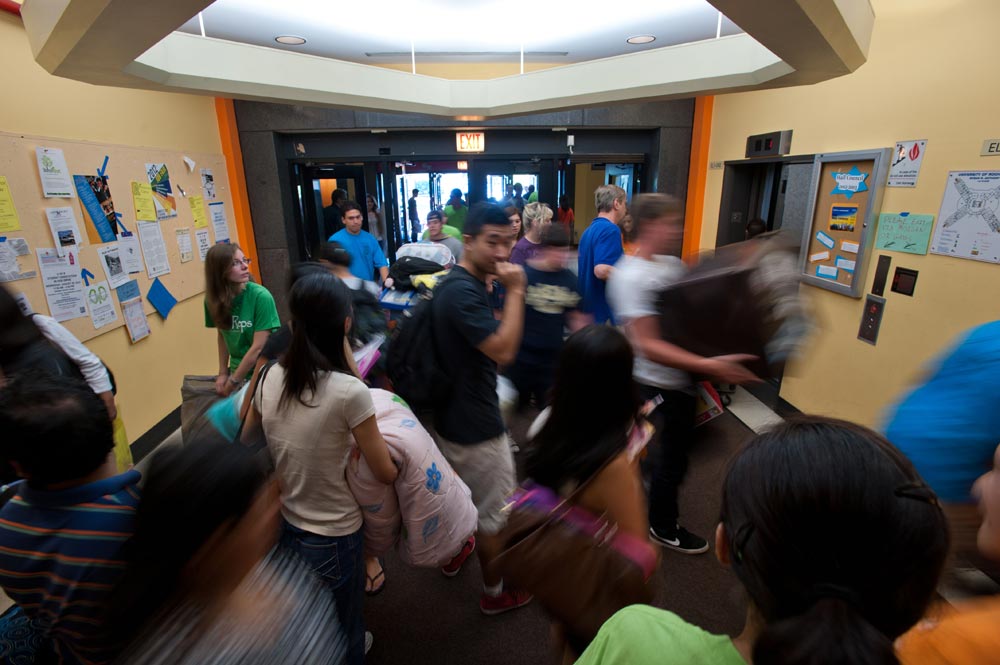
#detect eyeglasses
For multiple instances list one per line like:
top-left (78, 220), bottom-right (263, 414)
top-left (232, 258), bottom-right (252, 267)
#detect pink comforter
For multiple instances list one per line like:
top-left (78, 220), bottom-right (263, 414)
top-left (347, 389), bottom-right (477, 567)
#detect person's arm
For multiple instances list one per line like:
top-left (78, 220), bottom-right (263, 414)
top-left (593, 226), bottom-right (624, 281)
top-left (378, 266), bottom-right (389, 283)
top-left (33, 315), bottom-right (117, 419)
top-left (626, 316), bottom-right (760, 384)
top-left (476, 263), bottom-right (527, 366)
top-left (226, 330), bottom-right (271, 393)
top-left (352, 415), bottom-right (398, 485)
top-left (215, 330), bottom-right (230, 395)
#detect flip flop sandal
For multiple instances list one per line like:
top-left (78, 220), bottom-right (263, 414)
top-left (365, 563), bottom-right (386, 596)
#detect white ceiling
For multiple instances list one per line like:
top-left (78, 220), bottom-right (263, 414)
top-left (176, 0), bottom-right (743, 65)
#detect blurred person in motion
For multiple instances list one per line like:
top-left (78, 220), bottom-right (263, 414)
top-left (323, 188), bottom-right (348, 239)
top-left (407, 188), bottom-right (420, 243)
top-left (328, 202), bottom-right (389, 284)
top-left (245, 272), bottom-right (396, 663)
top-left (423, 210), bottom-right (464, 261)
top-left (578, 417), bottom-right (950, 665)
top-left (366, 194), bottom-right (386, 251)
top-left (619, 214), bottom-right (638, 256)
top-left (443, 188), bottom-right (468, 233)
top-left (578, 185), bottom-right (626, 325)
top-left (509, 202), bottom-right (553, 266)
top-left (106, 442), bottom-right (347, 664)
top-left (608, 194), bottom-right (758, 554)
top-left (556, 195), bottom-right (576, 243)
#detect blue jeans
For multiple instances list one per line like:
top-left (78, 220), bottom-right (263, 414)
top-left (279, 521), bottom-right (365, 665)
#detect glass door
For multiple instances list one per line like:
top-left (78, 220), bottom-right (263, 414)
top-left (300, 164), bottom-right (368, 256)
top-left (605, 164), bottom-right (636, 203)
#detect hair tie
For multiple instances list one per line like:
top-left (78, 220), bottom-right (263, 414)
top-left (894, 482), bottom-right (941, 508)
top-left (807, 583), bottom-right (862, 609)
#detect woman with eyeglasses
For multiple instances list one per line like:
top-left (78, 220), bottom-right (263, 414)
top-left (204, 244), bottom-right (280, 397)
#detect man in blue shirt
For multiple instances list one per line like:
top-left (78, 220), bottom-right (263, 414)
top-left (578, 184), bottom-right (627, 324)
top-left (328, 201), bottom-right (389, 282)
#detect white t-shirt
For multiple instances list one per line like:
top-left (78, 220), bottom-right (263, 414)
top-left (255, 365), bottom-right (375, 536)
top-left (608, 255), bottom-right (691, 391)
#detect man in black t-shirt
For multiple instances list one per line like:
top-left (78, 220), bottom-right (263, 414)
top-left (431, 202), bottom-right (532, 616)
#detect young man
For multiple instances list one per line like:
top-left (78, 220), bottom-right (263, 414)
top-left (423, 210), bottom-right (463, 260)
top-left (578, 184), bottom-right (626, 324)
top-left (329, 201), bottom-right (389, 282)
top-left (443, 188), bottom-right (468, 233)
top-left (431, 202), bottom-right (532, 615)
top-left (608, 193), bottom-right (758, 554)
top-left (0, 373), bottom-right (141, 664)
top-left (323, 188), bottom-right (347, 239)
top-left (505, 223), bottom-right (586, 410)
top-left (525, 184), bottom-right (538, 203)
top-left (408, 188), bottom-right (420, 243)
top-left (511, 183), bottom-right (526, 212)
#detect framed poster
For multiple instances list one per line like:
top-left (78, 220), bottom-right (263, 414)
top-left (798, 148), bottom-right (892, 298)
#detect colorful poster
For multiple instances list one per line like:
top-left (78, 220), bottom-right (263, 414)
top-left (829, 204), bottom-right (859, 232)
top-left (145, 163), bottom-right (177, 220)
top-left (176, 227), bottom-right (193, 263)
top-left (37, 248), bottom-right (87, 322)
top-left (209, 202), bottom-right (230, 242)
top-left (121, 297), bottom-right (151, 343)
top-left (35, 147), bottom-right (75, 198)
top-left (0, 176), bottom-right (21, 232)
top-left (85, 280), bottom-right (118, 329)
top-left (131, 181), bottom-right (157, 222)
top-left (95, 243), bottom-right (131, 289)
top-left (195, 228), bottom-right (211, 261)
top-left (875, 213), bottom-right (935, 255)
top-left (73, 175), bottom-right (118, 243)
top-left (200, 168), bottom-right (216, 199)
top-left (189, 195), bottom-right (209, 228)
top-left (930, 171), bottom-right (1000, 264)
top-left (118, 231), bottom-right (144, 274)
top-left (136, 221), bottom-right (171, 278)
top-left (0, 239), bottom-right (36, 283)
top-left (829, 166), bottom-right (869, 200)
top-left (887, 140), bottom-right (927, 188)
top-left (45, 207), bottom-right (83, 257)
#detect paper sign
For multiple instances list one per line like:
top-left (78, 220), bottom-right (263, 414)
top-left (131, 181), bottom-right (157, 222)
top-left (36, 147), bottom-right (75, 198)
top-left (136, 221), bottom-right (171, 278)
top-left (875, 213), bottom-right (935, 255)
top-left (118, 232), bottom-right (144, 274)
top-left (841, 241), bottom-right (860, 254)
top-left (930, 171), bottom-right (1000, 264)
top-left (37, 248), bottom-right (87, 322)
top-left (145, 163), bottom-right (177, 220)
top-left (8, 238), bottom-right (29, 256)
top-left (176, 227), bottom-right (193, 263)
top-left (830, 204), bottom-right (859, 232)
top-left (195, 228), bottom-right (211, 261)
top-left (201, 168), bottom-right (216, 199)
top-left (0, 239), bottom-right (36, 283)
top-left (45, 207), bottom-right (83, 257)
top-left (85, 280), bottom-right (118, 329)
top-left (189, 195), bottom-right (209, 228)
top-left (95, 243), bottom-right (131, 289)
top-left (0, 176), bottom-right (21, 232)
top-left (816, 264), bottom-right (839, 279)
top-left (121, 297), bottom-right (151, 343)
top-left (888, 140), bottom-right (927, 188)
top-left (146, 277), bottom-right (178, 319)
top-left (209, 202), bottom-right (230, 242)
top-left (835, 256), bottom-right (856, 273)
top-left (829, 166), bottom-right (869, 200)
top-left (816, 231), bottom-right (835, 249)
top-left (116, 279), bottom-right (141, 302)
top-left (73, 175), bottom-right (118, 244)
top-left (809, 251), bottom-right (830, 263)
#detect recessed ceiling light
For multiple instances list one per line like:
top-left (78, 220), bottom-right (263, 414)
top-left (626, 35), bottom-right (656, 45)
top-left (275, 35), bottom-right (307, 45)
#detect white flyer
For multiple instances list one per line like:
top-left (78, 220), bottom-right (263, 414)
top-left (201, 168), bottom-right (216, 199)
top-left (176, 227), bottom-right (193, 263)
top-left (0, 239), bottom-right (37, 282)
top-left (930, 171), bottom-right (1000, 264)
top-left (45, 207), bottom-right (83, 257)
top-left (95, 243), bottom-right (131, 289)
top-left (121, 297), bottom-right (151, 343)
top-left (35, 147), bottom-right (76, 198)
top-left (84, 279), bottom-right (118, 329)
top-left (887, 140), bottom-right (927, 188)
top-left (37, 248), bottom-right (87, 322)
top-left (136, 221), bottom-right (171, 278)
top-left (195, 228), bottom-right (211, 261)
top-left (209, 202), bottom-right (230, 242)
top-left (118, 231), bottom-right (144, 274)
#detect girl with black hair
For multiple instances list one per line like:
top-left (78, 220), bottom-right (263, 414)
top-left (245, 271), bottom-right (396, 665)
top-left (577, 417), bottom-right (950, 665)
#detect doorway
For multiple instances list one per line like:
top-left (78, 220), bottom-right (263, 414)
top-left (296, 164), bottom-right (369, 260)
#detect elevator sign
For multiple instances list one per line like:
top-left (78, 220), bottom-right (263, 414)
top-left (456, 132), bottom-right (485, 153)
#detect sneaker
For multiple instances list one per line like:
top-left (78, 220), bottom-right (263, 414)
top-left (364, 631), bottom-right (373, 655)
top-left (441, 536), bottom-right (476, 577)
top-left (479, 588), bottom-right (533, 615)
top-left (649, 525), bottom-right (709, 554)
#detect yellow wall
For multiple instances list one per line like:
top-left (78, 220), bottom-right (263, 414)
top-left (1, 12), bottom-right (225, 441)
top-left (701, 0), bottom-right (1000, 426)
top-left (574, 164), bottom-right (606, 238)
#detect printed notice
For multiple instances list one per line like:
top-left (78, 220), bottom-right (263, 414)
top-left (45, 207), bottom-right (84, 257)
top-left (0, 176), bottom-right (21, 232)
top-left (201, 168), bottom-right (216, 199)
top-left (74, 175), bottom-right (118, 244)
top-left (816, 231), bottom-right (835, 249)
top-left (875, 213), bottom-right (935, 255)
top-left (36, 147), bottom-right (75, 198)
top-left (118, 231), bottom-right (144, 274)
top-left (835, 256), bottom-right (856, 273)
top-left (195, 228), bottom-right (211, 261)
top-left (145, 163), bottom-right (178, 220)
top-left (209, 202), bottom-right (230, 242)
top-left (0, 239), bottom-right (36, 283)
top-left (816, 264), bottom-right (839, 280)
top-left (809, 251), bottom-right (830, 263)
top-left (830, 204), bottom-right (859, 232)
top-left (888, 140), bottom-right (927, 188)
top-left (37, 248), bottom-right (87, 322)
top-left (841, 241), bottom-right (860, 254)
top-left (85, 280), bottom-right (118, 329)
top-left (176, 227), bottom-right (193, 263)
top-left (121, 297), bottom-right (151, 343)
top-left (131, 181), bottom-right (157, 222)
top-left (136, 221), bottom-right (171, 278)
top-left (189, 195), bottom-right (209, 228)
top-left (96, 243), bottom-right (131, 289)
top-left (930, 171), bottom-right (1000, 264)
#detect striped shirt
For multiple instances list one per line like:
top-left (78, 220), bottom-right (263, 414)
top-left (0, 470), bottom-right (141, 665)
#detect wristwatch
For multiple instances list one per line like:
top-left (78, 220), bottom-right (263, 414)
top-left (228, 375), bottom-right (242, 387)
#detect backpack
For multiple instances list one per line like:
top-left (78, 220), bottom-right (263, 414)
top-left (385, 275), bottom-right (456, 411)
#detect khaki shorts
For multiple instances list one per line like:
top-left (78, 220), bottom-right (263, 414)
top-left (436, 433), bottom-right (516, 536)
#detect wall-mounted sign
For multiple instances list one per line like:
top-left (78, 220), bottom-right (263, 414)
top-left (887, 139), bottom-right (927, 187)
top-left (981, 139), bottom-right (1000, 157)
top-left (456, 132), bottom-right (485, 153)
top-left (457, 161), bottom-right (468, 170)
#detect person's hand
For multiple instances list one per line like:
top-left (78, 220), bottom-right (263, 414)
top-left (99, 391), bottom-right (118, 421)
top-left (702, 354), bottom-right (762, 385)
top-left (494, 262), bottom-right (526, 292)
top-left (215, 373), bottom-right (230, 396)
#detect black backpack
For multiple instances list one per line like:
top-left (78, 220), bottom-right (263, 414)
top-left (385, 275), bottom-right (456, 411)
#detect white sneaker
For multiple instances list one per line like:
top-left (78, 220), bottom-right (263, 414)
top-left (365, 631), bottom-right (373, 655)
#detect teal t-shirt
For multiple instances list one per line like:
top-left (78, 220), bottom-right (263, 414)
top-left (444, 204), bottom-right (467, 232)
top-left (204, 281), bottom-right (280, 374)
top-left (577, 605), bottom-right (746, 665)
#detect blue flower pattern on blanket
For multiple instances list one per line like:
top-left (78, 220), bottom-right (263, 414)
top-left (425, 463), bottom-right (442, 492)
top-left (422, 516), bottom-right (439, 542)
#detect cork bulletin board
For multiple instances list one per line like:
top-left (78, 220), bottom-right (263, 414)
top-left (798, 149), bottom-right (892, 297)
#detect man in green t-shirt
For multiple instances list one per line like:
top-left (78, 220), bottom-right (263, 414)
top-left (204, 280), bottom-right (280, 382)
top-left (443, 188), bottom-right (468, 232)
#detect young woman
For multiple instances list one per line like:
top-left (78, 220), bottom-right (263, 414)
top-left (106, 442), bottom-right (346, 664)
top-left (246, 271), bottom-right (397, 665)
top-left (509, 202), bottom-right (553, 266)
top-left (204, 244), bottom-right (280, 397)
top-left (523, 325), bottom-right (657, 659)
top-left (577, 417), bottom-right (950, 665)
top-left (619, 214), bottom-right (638, 256)
top-left (366, 194), bottom-right (386, 249)
top-left (505, 205), bottom-right (524, 241)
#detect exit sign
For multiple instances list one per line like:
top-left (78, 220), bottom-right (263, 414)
top-left (456, 132), bottom-right (485, 153)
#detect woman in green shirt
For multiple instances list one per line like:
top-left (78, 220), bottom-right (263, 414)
top-left (204, 243), bottom-right (280, 396)
top-left (578, 417), bottom-right (950, 665)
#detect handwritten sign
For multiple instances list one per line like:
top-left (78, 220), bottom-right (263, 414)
top-left (875, 213), bottom-right (935, 255)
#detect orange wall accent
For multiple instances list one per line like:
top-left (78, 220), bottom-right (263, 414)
top-left (682, 96), bottom-right (714, 261)
top-left (214, 98), bottom-right (260, 281)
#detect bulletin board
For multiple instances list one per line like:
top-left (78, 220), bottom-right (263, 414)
top-left (798, 148), bottom-right (892, 298)
top-left (0, 130), bottom-right (238, 343)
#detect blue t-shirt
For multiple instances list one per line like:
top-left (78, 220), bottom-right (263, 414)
top-left (328, 229), bottom-right (388, 281)
top-left (518, 265), bottom-right (580, 365)
top-left (577, 218), bottom-right (623, 324)
top-left (883, 321), bottom-right (1000, 502)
